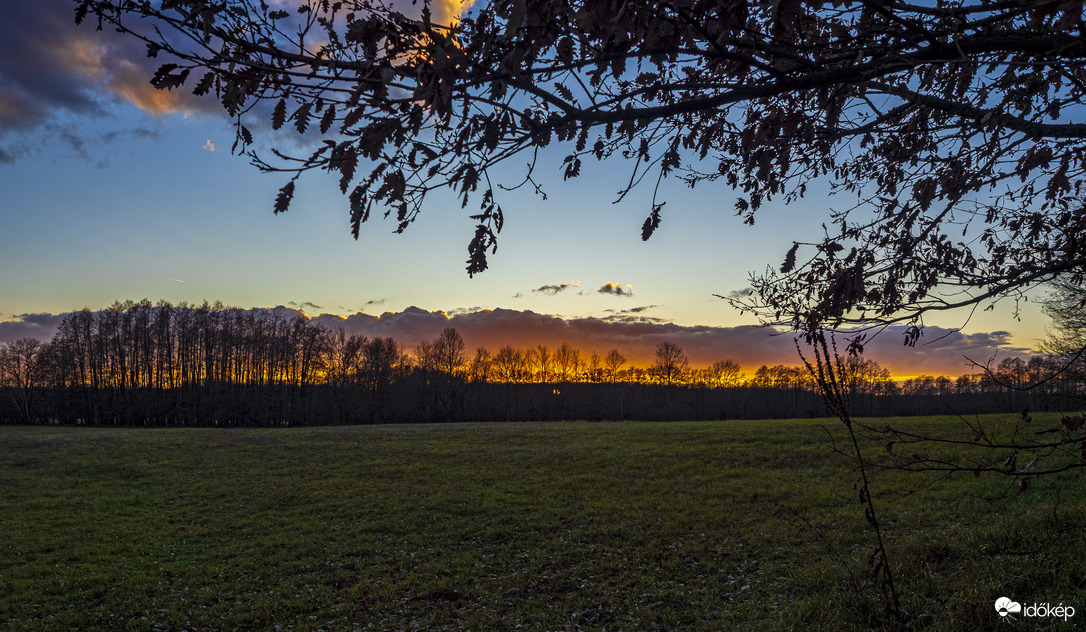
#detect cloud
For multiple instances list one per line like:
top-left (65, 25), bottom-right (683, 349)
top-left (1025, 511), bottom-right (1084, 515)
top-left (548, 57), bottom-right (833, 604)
top-left (203, 139), bottom-right (216, 152)
top-left (432, 0), bottom-right (478, 26)
top-left (103, 57), bottom-right (203, 116)
top-left (962, 331), bottom-right (1013, 347)
top-left (600, 306), bottom-right (665, 324)
top-left (606, 305), bottom-right (659, 314)
top-left (598, 283), bottom-right (634, 297)
top-left (532, 282), bottom-right (578, 296)
top-left (0, 313), bottom-right (66, 344)
top-left (448, 306), bottom-right (485, 316)
top-left (0, 0), bottom-right (221, 158)
top-left (1, 306), bottom-right (1036, 377)
top-left (309, 308), bottom-right (1033, 376)
top-left (0, 143), bottom-right (27, 164)
top-left (0, 2), bottom-right (108, 131)
top-left (288, 301), bottom-right (323, 311)
top-left (0, 0), bottom-right (499, 164)
top-left (600, 314), bottom-right (669, 325)
top-left (101, 128), bottom-right (160, 143)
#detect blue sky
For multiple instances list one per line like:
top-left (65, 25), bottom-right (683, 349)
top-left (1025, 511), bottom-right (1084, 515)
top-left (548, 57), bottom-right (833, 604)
top-left (0, 105), bottom-right (796, 322)
top-left (0, 0), bottom-right (1050, 375)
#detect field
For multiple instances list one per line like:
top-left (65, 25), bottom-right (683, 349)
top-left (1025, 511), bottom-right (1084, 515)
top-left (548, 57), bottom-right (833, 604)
top-left (1, 416), bottom-right (1084, 631)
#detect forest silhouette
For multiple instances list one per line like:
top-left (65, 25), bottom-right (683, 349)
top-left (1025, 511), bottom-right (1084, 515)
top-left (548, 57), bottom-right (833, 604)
top-left (2, 301), bottom-right (1081, 426)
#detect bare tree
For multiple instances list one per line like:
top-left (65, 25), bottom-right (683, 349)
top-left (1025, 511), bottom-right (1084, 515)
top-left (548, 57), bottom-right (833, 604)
top-left (433, 327), bottom-right (466, 376)
top-left (531, 345), bottom-right (551, 383)
top-left (326, 329), bottom-right (366, 387)
top-left (413, 341), bottom-right (437, 374)
top-left (603, 349), bottom-right (627, 384)
top-left (839, 357), bottom-right (892, 398)
top-left (492, 346), bottom-right (526, 383)
top-left (586, 351), bottom-right (602, 384)
top-left (362, 337), bottom-right (402, 392)
top-left (554, 343), bottom-right (581, 383)
top-left (0, 338), bottom-right (44, 423)
top-left (1040, 277), bottom-right (1086, 397)
top-left (652, 342), bottom-right (689, 387)
top-left (707, 359), bottom-right (743, 388)
top-left (469, 347), bottom-right (492, 383)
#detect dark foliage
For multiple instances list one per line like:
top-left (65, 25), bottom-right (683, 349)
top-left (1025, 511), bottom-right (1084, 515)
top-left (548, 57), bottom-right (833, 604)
top-left (73, 0), bottom-right (1086, 328)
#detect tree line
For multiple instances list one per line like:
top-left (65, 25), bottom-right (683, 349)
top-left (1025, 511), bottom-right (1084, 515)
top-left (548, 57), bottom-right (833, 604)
top-left (1, 301), bottom-right (1082, 426)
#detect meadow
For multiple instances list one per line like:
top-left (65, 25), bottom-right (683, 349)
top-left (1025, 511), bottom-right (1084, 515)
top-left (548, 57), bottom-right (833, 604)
top-left (1, 415), bottom-right (1084, 631)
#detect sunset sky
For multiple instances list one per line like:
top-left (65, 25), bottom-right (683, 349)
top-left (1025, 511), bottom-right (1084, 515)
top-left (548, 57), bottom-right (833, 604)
top-left (0, 0), bottom-right (1053, 376)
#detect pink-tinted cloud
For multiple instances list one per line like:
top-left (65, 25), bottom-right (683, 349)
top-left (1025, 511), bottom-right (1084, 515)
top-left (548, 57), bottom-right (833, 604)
top-left (311, 307), bottom-right (1032, 375)
top-left (0, 0), bottom-right (223, 159)
top-left (2, 305), bottom-right (1034, 376)
top-left (0, 313), bottom-right (65, 344)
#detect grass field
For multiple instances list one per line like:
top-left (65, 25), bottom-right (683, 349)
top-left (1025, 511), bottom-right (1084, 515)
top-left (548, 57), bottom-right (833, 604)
top-left (1, 416), bottom-right (1084, 631)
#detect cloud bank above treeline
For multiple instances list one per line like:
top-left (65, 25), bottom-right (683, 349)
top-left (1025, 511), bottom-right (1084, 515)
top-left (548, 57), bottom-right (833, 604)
top-left (0, 305), bottom-right (1032, 377)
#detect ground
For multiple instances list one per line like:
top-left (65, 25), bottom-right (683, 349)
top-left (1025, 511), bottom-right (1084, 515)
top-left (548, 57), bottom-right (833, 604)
top-left (1, 416), bottom-right (1083, 630)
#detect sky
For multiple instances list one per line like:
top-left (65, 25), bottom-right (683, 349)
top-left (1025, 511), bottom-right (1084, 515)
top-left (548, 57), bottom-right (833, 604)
top-left (0, 0), bottom-right (1053, 377)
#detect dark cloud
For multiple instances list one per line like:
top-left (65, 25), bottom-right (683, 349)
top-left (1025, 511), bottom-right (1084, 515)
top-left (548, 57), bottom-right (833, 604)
top-left (310, 308), bottom-right (1032, 375)
top-left (0, 0), bottom-right (221, 159)
top-left (600, 314), bottom-right (669, 325)
top-left (2, 306), bottom-right (1035, 376)
top-left (532, 282), bottom-right (578, 296)
top-left (0, 313), bottom-right (66, 344)
top-left (962, 331), bottom-right (1013, 347)
top-left (598, 283), bottom-right (634, 297)
top-left (0, 143), bottom-right (27, 164)
top-left (26, 124), bottom-right (160, 165)
top-left (288, 301), bottom-right (324, 311)
top-left (0, 0), bottom-right (487, 166)
top-left (600, 305), bottom-right (664, 324)
top-left (0, 2), bottom-right (107, 131)
top-left (448, 306), bottom-right (485, 316)
top-left (606, 305), bottom-right (659, 314)
top-left (726, 287), bottom-right (754, 299)
top-left (364, 298), bottom-right (389, 306)
top-left (261, 305), bottom-right (306, 319)
top-left (52, 125), bottom-right (91, 159)
top-left (100, 128), bottom-right (160, 143)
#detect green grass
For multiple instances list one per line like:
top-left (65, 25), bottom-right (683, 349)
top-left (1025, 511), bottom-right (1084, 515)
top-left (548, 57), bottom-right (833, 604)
top-left (1, 416), bottom-right (1084, 631)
